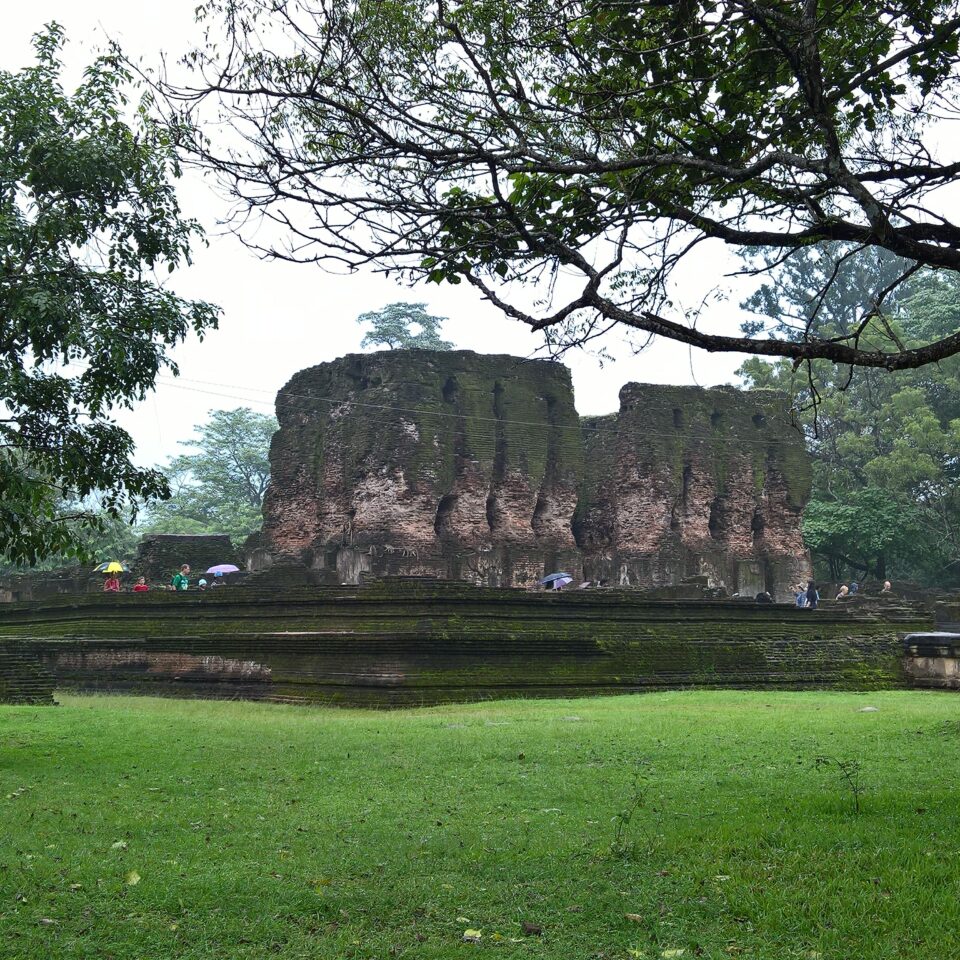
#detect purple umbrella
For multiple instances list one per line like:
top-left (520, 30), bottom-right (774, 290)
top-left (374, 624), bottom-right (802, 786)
top-left (206, 564), bottom-right (240, 575)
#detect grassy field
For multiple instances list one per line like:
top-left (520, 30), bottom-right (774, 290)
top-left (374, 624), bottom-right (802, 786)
top-left (1, 690), bottom-right (958, 959)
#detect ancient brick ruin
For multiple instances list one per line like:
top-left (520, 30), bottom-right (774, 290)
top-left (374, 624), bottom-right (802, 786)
top-left (254, 350), bottom-right (812, 598)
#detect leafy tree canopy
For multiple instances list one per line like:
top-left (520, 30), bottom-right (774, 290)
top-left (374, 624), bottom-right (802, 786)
top-left (357, 302), bottom-right (453, 351)
top-left (174, 0), bottom-right (960, 369)
top-left (0, 494), bottom-right (140, 575)
top-left (740, 266), bottom-right (960, 585)
top-left (0, 24), bottom-right (219, 565)
top-left (140, 407), bottom-right (276, 545)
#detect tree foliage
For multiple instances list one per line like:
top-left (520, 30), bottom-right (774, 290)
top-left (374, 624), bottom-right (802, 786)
top-left (357, 302), bottom-right (453, 351)
top-left (0, 495), bottom-right (140, 575)
top-left (0, 25), bottom-right (219, 565)
top-left (740, 269), bottom-right (960, 585)
top-left (140, 408), bottom-right (276, 544)
top-left (173, 0), bottom-right (960, 369)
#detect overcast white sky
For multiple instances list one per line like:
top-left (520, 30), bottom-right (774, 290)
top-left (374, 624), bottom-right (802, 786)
top-left (2, 1), bottom-right (752, 466)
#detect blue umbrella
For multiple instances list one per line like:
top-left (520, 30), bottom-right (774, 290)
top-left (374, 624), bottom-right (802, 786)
top-left (539, 572), bottom-right (572, 585)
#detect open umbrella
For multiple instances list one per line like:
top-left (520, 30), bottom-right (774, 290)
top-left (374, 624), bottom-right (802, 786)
top-left (206, 564), bottom-right (240, 575)
top-left (94, 561), bottom-right (128, 574)
top-left (539, 572), bottom-right (572, 585)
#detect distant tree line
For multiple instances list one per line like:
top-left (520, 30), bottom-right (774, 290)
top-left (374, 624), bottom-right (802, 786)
top-left (739, 247), bottom-right (960, 587)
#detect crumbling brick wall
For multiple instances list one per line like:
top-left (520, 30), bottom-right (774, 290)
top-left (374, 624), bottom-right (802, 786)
top-left (0, 585), bottom-right (930, 706)
top-left (259, 351), bottom-right (811, 597)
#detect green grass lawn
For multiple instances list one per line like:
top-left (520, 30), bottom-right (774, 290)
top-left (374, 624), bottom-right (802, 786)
top-left (1, 690), bottom-right (959, 959)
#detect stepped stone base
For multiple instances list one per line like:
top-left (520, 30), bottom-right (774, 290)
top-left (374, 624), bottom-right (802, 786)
top-left (0, 641), bottom-right (56, 704)
top-left (0, 580), bottom-right (934, 707)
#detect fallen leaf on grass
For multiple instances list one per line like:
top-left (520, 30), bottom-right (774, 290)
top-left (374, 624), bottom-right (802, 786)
top-left (125, 871), bottom-right (141, 886)
top-left (463, 928), bottom-right (482, 942)
top-left (661, 951), bottom-right (686, 958)
top-left (111, 840), bottom-right (128, 851)
top-left (456, 916), bottom-right (471, 923)
top-left (626, 913), bottom-right (644, 922)
top-left (39, 918), bottom-right (57, 926)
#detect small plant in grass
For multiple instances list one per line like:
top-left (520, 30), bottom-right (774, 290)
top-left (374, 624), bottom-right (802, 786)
top-left (814, 755), bottom-right (865, 815)
top-left (610, 760), bottom-right (655, 858)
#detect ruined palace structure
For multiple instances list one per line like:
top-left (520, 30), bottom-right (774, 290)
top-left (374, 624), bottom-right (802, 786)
top-left (255, 350), bottom-right (811, 597)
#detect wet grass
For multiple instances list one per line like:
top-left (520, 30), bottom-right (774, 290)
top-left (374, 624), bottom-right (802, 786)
top-left (1, 690), bottom-right (959, 959)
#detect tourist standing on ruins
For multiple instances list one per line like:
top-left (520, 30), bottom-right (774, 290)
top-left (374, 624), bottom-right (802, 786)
top-left (132, 577), bottom-right (149, 593)
top-left (805, 581), bottom-right (820, 609)
top-left (835, 585), bottom-right (850, 600)
top-left (171, 564), bottom-right (191, 591)
top-left (103, 575), bottom-right (120, 593)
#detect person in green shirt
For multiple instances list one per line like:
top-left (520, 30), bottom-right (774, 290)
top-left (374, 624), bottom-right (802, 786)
top-left (171, 564), bottom-right (190, 590)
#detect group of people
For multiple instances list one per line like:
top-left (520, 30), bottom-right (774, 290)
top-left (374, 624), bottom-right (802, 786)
top-left (794, 581), bottom-right (823, 608)
top-left (170, 563), bottom-right (222, 591)
top-left (101, 563), bottom-right (226, 593)
top-left (794, 579), bottom-right (894, 608)
top-left (102, 575), bottom-right (149, 593)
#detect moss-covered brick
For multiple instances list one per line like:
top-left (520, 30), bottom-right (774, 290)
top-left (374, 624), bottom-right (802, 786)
top-left (259, 351), bottom-right (812, 601)
top-left (0, 583), bottom-right (934, 707)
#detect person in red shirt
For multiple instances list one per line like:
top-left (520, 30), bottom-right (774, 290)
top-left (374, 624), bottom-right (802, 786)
top-left (132, 576), bottom-right (149, 593)
top-left (103, 576), bottom-right (120, 592)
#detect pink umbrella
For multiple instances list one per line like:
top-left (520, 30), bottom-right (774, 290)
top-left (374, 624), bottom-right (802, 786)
top-left (206, 564), bottom-right (240, 575)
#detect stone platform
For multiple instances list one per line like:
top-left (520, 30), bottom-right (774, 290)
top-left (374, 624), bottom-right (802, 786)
top-left (0, 579), bottom-right (935, 707)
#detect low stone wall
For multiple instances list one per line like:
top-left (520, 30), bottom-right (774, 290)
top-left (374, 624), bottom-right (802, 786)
top-left (0, 641), bottom-right (56, 705)
top-left (0, 579), bottom-right (933, 707)
top-left (903, 632), bottom-right (960, 689)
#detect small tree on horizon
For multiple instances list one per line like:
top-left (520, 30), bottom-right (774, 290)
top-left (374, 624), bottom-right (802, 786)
top-left (357, 302), bottom-right (453, 351)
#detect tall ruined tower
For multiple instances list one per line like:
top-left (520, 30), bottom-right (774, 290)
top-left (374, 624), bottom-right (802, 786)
top-left (256, 351), bottom-right (811, 597)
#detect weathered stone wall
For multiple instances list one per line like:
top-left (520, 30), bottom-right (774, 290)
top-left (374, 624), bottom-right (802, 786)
top-left (134, 535), bottom-right (239, 582)
top-left (260, 351), bottom-right (811, 597)
top-left (0, 581), bottom-right (930, 707)
top-left (903, 632), bottom-right (960, 689)
top-left (0, 641), bottom-right (56, 704)
top-left (261, 351), bottom-right (583, 588)
top-left (576, 384), bottom-right (811, 594)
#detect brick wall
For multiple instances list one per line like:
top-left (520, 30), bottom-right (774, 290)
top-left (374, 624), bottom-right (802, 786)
top-left (0, 579), bottom-right (932, 707)
top-left (0, 641), bottom-right (56, 704)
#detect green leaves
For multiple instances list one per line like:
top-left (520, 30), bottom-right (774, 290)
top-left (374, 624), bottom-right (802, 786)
top-left (0, 25), bottom-right (220, 566)
top-left (356, 302), bottom-right (453, 351)
top-left (741, 268), bottom-right (960, 584)
top-left (139, 408), bottom-right (276, 545)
